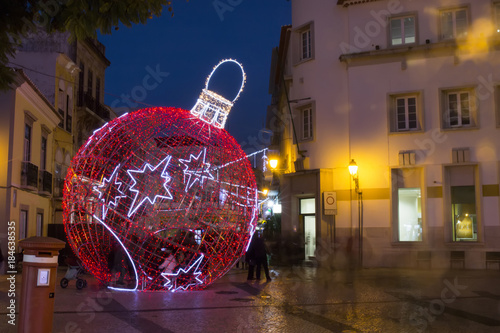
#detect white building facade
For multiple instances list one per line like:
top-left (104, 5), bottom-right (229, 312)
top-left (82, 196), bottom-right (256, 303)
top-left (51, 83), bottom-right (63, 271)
top-left (269, 0), bottom-right (500, 269)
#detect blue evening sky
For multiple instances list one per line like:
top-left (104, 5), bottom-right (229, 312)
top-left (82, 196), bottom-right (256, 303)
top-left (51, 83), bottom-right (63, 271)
top-left (98, 1), bottom-right (291, 152)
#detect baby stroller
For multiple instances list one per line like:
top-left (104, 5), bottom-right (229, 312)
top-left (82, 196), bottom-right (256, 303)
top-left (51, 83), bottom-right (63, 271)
top-left (60, 254), bottom-right (87, 290)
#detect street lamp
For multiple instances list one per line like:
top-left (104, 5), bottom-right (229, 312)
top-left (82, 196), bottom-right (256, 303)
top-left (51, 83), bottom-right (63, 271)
top-left (349, 159), bottom-right (363, 268)
top-left (269, 158), bottom-right (279, 170)
top-left (348, 159), bottom-right (359, 193)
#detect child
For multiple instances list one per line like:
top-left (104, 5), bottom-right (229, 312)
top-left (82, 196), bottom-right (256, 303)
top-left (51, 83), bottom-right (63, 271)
top-left (159, 252), bottom-right (178, 274)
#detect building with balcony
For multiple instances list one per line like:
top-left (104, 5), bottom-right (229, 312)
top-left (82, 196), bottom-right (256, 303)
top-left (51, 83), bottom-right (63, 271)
top-left (13, 31), bottom-right (114, 163)
top-left (5, 32), bottom-right (113, 253)
top-left (0, 69), bottom-right (62, 268)
top-left (267, 0), bottom-right (500, 269)
top-left (73, 36), bottom-right (114, 151)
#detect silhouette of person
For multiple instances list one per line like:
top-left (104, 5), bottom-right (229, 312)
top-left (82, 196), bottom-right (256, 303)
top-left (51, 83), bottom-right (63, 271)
top-left (246, 233), bottom-right (271, 281)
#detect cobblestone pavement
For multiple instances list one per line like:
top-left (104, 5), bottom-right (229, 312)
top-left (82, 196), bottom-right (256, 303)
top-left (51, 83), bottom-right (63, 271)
top-left (1, 265), bottom-right (499, 332)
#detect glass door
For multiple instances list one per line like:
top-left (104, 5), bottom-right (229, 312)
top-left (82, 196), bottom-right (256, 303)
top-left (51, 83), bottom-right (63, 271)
top-left (300, 198), bottom-right (316, 261)
top-left (304, 215), bottom-right (316, 260)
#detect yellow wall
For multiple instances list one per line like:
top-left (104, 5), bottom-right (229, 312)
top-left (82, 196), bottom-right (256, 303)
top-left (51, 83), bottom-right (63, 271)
top-left (11, 89), bottom-right (56, 185)
top-left (8, 83), bottom-right (60, 241)
top-left (10, 187), bottom-right (52, 240)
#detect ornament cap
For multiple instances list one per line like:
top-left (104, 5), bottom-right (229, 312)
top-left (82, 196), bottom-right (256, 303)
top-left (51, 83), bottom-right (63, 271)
top-left (190, 59), bottom-right (246, 129)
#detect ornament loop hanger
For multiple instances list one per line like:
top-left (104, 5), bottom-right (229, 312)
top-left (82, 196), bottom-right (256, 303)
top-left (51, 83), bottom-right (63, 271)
top-left (205, 59), bottom-right (246, 103)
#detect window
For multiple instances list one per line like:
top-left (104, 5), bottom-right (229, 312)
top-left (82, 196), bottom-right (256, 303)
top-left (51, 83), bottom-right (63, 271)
top-left (87, 69), bottom-right (93, 93)
top-left (440, 7), bottom-right (469, 40)
top-left (392, 168), bottom-right (423, 242)
top-left (301, 107), bottom-right (314, 141)
top-left (446, 166), bottom-right (478, 242)
top-left (66, 93), bottom-right (72, 132)
top-left (96, 77), bottom-right (101, 103)
top-left (36, 212), bottom-right (43, 237)
top-left (78, 62), bottom-right (84, 97)
top-left (295, 102), bottom-right (315, 142)
top-left (40, 136), bottom-right (47, 170)
top-left (58, 80), bottom-right (72, 132)
top-left (441, 88), bottom-right (476, 129)
top-left (397, 96), bottom-right (417, 130)
top-left (301, 29), bottom-right (312, 60)
top-left (389, 92), bottom-right (422, 133)
top-left (294, 22), bottom-right (314, 63)
top-left (448, 92), bottom-right (470, 126)
top-left (390, 15), bottom-right (416, 46)
top-left (495, 2), bottom-right (500, 33)
top-left (452, 186), bottom-right (476, 241)
top-left (20, 209), bottom-right (28, 240)
top-left (398, 188), bottom-right (422, 241)
top-left (58, 83), bottom-right (65, 128)
top-left (54, 164), bottom-right (63, 197)
top-left (24, 123), bottom-right (32, 162)
top-left (300, 198), bottom-right (315, 214)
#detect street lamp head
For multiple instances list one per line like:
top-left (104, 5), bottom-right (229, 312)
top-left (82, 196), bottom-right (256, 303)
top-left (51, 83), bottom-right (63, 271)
top-left (262, 188), bottom-right (269, 196)
top-left (348, 159), bottom-right (358, 177)
top-left (269, 158), bottom-right (279, 170)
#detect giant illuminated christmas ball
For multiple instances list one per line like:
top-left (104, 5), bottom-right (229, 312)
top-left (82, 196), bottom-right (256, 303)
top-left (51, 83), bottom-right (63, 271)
top-left (63, 60), bottom-right (258, 291)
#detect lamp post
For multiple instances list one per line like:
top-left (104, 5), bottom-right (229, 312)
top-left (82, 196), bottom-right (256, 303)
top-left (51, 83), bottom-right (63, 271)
top-left (348, 159), bottom-right (363, 268)
top-left (348, 159), bottom-right (359, 193)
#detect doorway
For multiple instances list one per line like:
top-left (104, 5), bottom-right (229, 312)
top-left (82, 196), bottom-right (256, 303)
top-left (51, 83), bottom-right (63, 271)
top-left (300, 198), bottom-right (316, 261)
top-left (304, 215), bottom-right (316, 260)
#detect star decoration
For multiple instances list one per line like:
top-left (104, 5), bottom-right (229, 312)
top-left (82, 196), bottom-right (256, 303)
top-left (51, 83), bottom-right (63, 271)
top-left (179, 148), bottom-right (214, 192)
top-left (93, 164), bottom-right (125, 219)
top-left (127, 155), bottom-right (173, 217)
top-left (161, 254), bottom-right (205, 292)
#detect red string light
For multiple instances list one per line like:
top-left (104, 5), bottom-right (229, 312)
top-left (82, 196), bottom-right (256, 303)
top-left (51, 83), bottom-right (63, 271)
top-left (63, 107), bottom-right (258, 291)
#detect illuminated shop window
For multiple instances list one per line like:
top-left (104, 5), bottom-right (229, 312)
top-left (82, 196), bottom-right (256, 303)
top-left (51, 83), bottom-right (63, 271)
top-left (392, 168), bottom-right (423, 242)
top-left (447, 165), bottom-right (478, 242)
top-left (398, 188), bottom-right (422, 241)
top-left (451, 186), bottom-right (477, 241)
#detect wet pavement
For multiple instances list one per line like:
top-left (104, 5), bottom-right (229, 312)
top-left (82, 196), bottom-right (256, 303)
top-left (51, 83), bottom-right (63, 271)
top-left (1, 265), bottom-right (499, 332)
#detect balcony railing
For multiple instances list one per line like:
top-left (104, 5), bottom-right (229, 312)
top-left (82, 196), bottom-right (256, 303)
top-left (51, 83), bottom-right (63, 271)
top-left (77, 90), bottom-right (110, 121)
top-left (38, 170), bottom-right (53, 194)
top-left (21, 161), bottom-right (38, 189)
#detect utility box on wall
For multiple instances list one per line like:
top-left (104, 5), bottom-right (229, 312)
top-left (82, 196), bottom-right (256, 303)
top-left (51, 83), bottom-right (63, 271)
top-left (323, 191), bottom-right (337, 215)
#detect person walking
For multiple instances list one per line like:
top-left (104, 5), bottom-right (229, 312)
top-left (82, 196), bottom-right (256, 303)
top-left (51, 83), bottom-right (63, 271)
top-left (246, 233), bottom-right (271, 281)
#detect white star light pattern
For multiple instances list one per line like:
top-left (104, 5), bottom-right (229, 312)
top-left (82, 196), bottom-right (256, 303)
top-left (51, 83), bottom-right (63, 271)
top-left (63, 60), bottom-right (261, 292)
top-left (179, 148), bottom-right (214, 192)
top-left (161, 254), bottom-right (205, 291)
top-left (127, 155), bottom-right (174, 217)
top-left (93, 164), bottom-right (125, 219)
